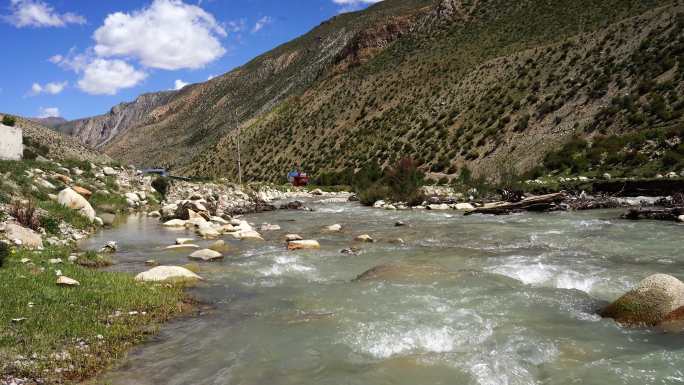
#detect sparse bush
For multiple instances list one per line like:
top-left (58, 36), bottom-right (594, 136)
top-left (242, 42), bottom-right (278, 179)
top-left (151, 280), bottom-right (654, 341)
top-left (2, 115), bottom-right (16, 127)
top-left (9, 200), bottom-right (40, 231)
top-left (151, 177), bottom-right (170, 198)
top-left (40, 215), bottom-right (61, 235)
top-left (0, 242), bottom-right (9, 267)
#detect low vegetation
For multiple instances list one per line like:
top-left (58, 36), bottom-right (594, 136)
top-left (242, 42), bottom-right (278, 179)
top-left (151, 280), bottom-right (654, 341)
top-left (0, 245), bottom-right (188, 383)
top-left (2, 114), bottom-right (16, 127)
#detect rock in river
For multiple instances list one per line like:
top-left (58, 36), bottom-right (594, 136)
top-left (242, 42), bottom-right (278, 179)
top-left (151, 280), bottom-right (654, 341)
top-left (599, 273), bottom-right (684, 328)
top-left (287, 240), bottom-right (321, 250)
top-left (135, 266), bottom-right (203, 282)
top-left (353, 263), bottom-right (449, 283)
top-left (354, 234), bottom-right (374, 243)
top-left (189, 249), bottom-right (224, 262)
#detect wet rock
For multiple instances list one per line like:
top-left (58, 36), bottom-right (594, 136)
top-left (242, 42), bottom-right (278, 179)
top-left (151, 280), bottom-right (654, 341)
top-left (285, 234), bottom-right (303, 242)
top-left (99, 213), bottom-right (116, 226)
top-left (323, 224), bottom-right (342, 232)
top-left (135, 266), bottom-right (202, 282)
top-left (56, 276), bottom-right (79, 286)
top-left (341, 246), bottom-right (361, 255)
top-left (427, 203), bottom-right (450, 210)
top-left (196, 223), bottom-right (220, 239)
top-left (353, 263), bottom-right (449, 283)
top-left (394, 221), bottom-right (406, 227)
top-left (148, 210), bottom-right (161, 218)
top-left (354, 234), bottom-right (374, 243)
top-left (454, 202), bottom-right (475, 211)
top-left (236, 230), bottom-right (264, 241)
top-left (678, 215), bottom-right (684, 223)
top-left (599, 274), bottom-right (684, 328)
top-left (281, 200), bottom-right (304, 210)
top-left (260, 223), bottom-right (281, 231)
top-left (175, 237), bottom-right (194, 245)
top-left (189, 249), bottom-right (224, 262)
top-left (163, 219), bottom-right (187, 227)
top-left (165, 244), bottom-right (200, 250)
top-left (145, 260), bottom-right (158, 266)
top-left (57, 188), bottom-right (96, 221)
top-left (99, 241), bottom-right (117, 253)
top-left (388, 238), bottom-right (405, 244)
top-left (287, 240), bottom-right (321, 250)
top-left (348, 194), bottom-right (359, 202)
top-left (310, 188), bottom-right (324, 195)
top-left (209, 240), bottom-right (228, 252)
top-left (4, 224), bottom-right (43, 249)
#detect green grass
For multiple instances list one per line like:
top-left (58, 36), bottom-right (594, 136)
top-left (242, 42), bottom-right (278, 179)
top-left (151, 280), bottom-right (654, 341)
top-left (0, 246), bottom-right (187, 383)
top-left (38, 200), bottom-right (93, 231)
top-left (90, 192), bottom-right (129, 213)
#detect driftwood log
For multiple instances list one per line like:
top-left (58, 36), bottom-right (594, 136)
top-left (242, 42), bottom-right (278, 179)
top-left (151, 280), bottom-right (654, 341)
top-left (464, 192), bottom-right (566, 215)
top-left (621, 207), bottom-right (684, 221)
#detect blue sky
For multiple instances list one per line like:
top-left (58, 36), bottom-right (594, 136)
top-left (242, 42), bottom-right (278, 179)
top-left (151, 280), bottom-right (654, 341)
top-left (0, 0), bottom-right (380, 120)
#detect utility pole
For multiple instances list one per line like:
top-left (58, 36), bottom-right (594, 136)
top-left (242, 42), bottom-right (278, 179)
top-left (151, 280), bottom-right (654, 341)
top-left (234, 110), bottom-right (242, 185)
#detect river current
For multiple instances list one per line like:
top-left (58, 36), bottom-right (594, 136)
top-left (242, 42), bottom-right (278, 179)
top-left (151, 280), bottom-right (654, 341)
top-left (82, 201), bottom-right (684, 385)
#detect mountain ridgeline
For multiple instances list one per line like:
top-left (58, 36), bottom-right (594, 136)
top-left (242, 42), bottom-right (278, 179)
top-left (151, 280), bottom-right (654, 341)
top-left (59, 0), bottom-right (684, 183)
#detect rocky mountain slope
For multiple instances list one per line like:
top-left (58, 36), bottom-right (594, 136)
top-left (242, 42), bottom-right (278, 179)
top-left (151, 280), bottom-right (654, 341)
top-left (1, 114), bottom-right (110, 163)
top-left (63, 0), bottom-right (684, 182)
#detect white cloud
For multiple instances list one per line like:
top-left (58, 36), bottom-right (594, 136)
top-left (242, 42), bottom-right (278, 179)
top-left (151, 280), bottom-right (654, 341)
top-left (332, 0), bottom-right (382, 12)
top-left (226, 19), bottom-right (245, 33)
top-left (30, 81), bottom-right (67, 95)
top-left (3, 0), bottom-right (85, 28)
top-left (77, 59), bottom-right (147, 95)
top-left (38, 106), bottom-right (60, 118)
top-left (173, 79), bottom-right (189, 90)
top-left (93, 0), bottom-right (226, 70)
top-left (252, 16), bottom-right (272, 33)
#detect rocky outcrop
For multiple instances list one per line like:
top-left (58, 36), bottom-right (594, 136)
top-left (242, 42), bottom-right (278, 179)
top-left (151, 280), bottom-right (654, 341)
top-left (55, 91), bottom-right (176, 149)
top-left (600, 274), bottom-right (684, 329)
top-left (4, 223), bottom-right (43, 249)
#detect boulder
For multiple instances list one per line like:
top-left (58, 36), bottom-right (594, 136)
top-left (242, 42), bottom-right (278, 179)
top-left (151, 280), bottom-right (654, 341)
top-left (99, 241), bottom-right (117, 253)
top-left (196, 223), bottom-right (220, 239)
top-left (310, 188), bottom-right (324, 195)
top-left (237, 230), bottom-right (264, 241)
top-left (189, 249), bottom-right (224, 262)
top-left (135, 266), bottom-right (203, 282)
top-left (287, 240), bottom-right (321, 250)
top-left (323, 224), bottom-right (342, 232)
top-left (56, 276), bottom-right (80, 286)
top-left (163, 219), bottom-right (187, 227)
top-left (5, 224), bottom-right (43, 249)
top-left (57, 188), bottom-right (96, 221)
top-left (148, 211), bottom-right (161, 217)
top-left (99, 213), bottom-right (116, 226)
top-left (125, 192), bottom-right (140, 202)
top-left (36, 178), bottom-right (56, 190)
top-left (599, 274), bottom-right (684, 327)
top-left (353, 263), bottom-right (449, 283)
top-left (54, 174), bottom-right (72, 184)
top-left (454, 203), bottom-right (475, 211)
top-left (165, 244), bottom-right (200, 250)
top-left (260, 223), bottom-right (281, 231)
top-left (678, 215), bottom-right (684, 223)
top-left (175, 237), bottom-right (194, 245)
top-left (427, 203), bottom-right (450, 210)
top-left (209, 240), bottom-right (228, 252)
top-left (354, 234), bottom-right (374, 243)
top-left (284, 234), bottom-right (303, 242)
top-left (394, 221), bottom-right (406, 227)
top-left (102, 167), bottom-right (118, 176)
top-left (161, 204), bottom-right (178, 219)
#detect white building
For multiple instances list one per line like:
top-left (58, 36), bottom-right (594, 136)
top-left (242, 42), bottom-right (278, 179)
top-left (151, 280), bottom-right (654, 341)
top-left (0, 123), bottom-right (23, 160)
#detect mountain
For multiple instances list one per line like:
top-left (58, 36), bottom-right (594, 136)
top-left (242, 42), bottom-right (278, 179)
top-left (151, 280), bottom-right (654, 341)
top-left (31, 116), bottom-right (67, 128)
top-left (61, 0), bottom-right (684, 182)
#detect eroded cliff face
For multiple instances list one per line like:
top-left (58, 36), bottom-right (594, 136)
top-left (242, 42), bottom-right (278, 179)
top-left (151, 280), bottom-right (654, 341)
top-left (56, 91), bottom-right (176, 149)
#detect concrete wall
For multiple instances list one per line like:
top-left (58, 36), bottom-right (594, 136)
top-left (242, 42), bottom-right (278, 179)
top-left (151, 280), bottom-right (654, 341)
top-left (0, 123), bottom-right (23, 160)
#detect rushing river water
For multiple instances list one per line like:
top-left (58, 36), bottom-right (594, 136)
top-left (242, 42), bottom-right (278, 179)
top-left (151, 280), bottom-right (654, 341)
top-left (82, 201), bottom-right (684, 385)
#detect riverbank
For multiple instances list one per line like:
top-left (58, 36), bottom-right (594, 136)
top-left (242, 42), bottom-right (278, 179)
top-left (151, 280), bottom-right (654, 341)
top-left (0, 158), bottom-right (349, 385)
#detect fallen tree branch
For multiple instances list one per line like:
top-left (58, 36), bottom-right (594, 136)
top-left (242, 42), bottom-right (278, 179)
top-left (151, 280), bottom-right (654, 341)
top-left (464, 192), bottom-right (566, 215)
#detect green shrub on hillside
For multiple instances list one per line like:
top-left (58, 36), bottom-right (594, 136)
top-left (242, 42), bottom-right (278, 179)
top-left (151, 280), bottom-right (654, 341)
top-left (2, 115), bottom-right (16, 127)
top-left (151, 176), bottom-right (170, 198)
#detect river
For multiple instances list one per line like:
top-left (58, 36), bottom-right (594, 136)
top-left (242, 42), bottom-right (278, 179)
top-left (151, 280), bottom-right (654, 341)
top-left (82, 200), bottom-right (684, 385)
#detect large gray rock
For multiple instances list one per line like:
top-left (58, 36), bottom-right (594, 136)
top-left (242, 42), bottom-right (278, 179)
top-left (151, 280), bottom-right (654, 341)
top-left (600, 274), bottom-right (684, 327)
top-left (57, 188), bottom-right (96, 221)
top-left (135, 266), bottom-right (203, 282)
top-left (5, 223), bottom-right (43, 249)
top-left (189, 249), bottom-right (223, 262)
